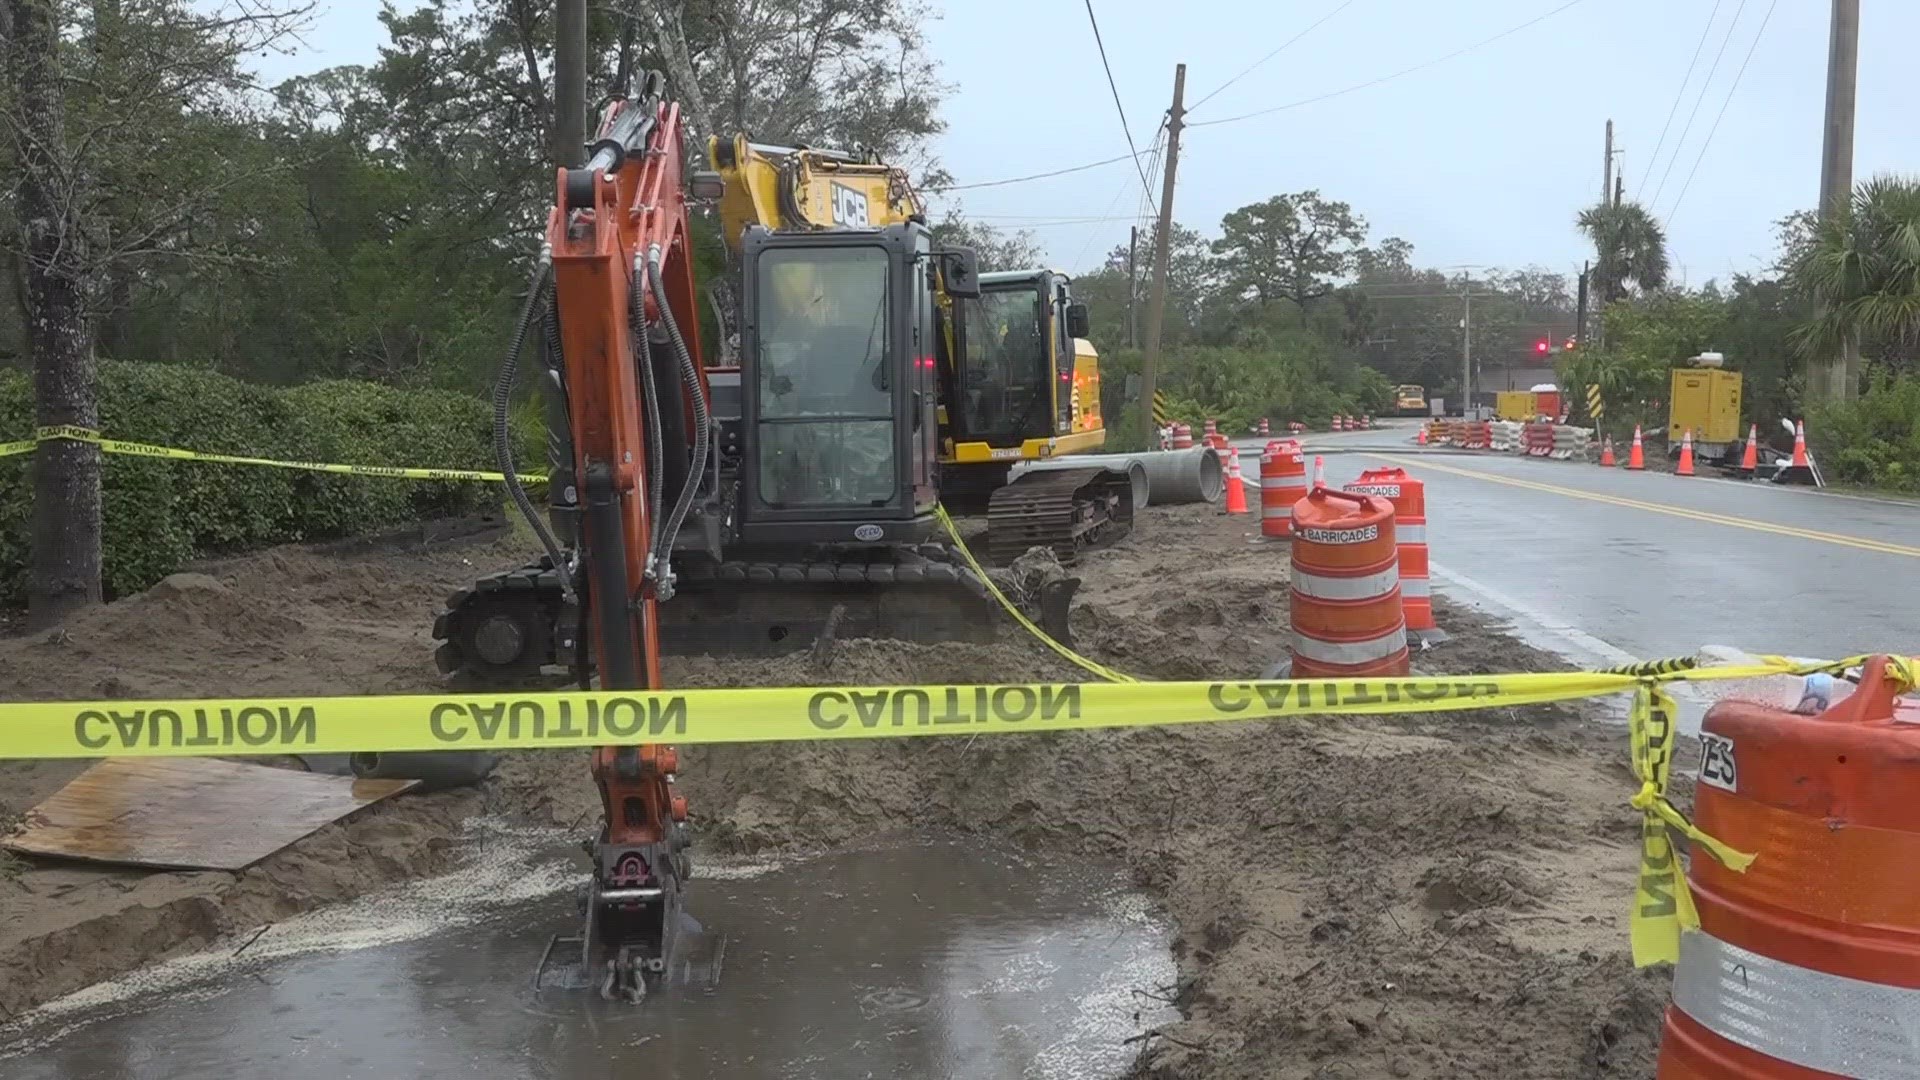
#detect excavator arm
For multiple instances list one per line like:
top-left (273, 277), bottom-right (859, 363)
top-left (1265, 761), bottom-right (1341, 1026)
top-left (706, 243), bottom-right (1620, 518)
top-left (533, 81), bottom-right (704, 1000)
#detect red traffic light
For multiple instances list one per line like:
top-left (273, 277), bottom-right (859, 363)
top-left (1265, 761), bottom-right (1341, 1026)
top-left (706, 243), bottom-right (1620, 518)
top-left (1563, 338), bottom-right (1576, 351)
top-left (1534, 339), bottom-right (1550, 354)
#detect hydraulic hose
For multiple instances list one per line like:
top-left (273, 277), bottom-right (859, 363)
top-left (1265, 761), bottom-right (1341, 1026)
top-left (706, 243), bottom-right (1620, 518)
top-left (645, 244), bottom-right (710, 596)
top-left (494, 246), bottom-right (574, 600)
top-left (630, 255), bottom-right (665, 562)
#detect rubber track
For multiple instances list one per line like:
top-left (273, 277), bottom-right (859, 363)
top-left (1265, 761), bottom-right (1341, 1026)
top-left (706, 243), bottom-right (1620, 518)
top-left (985, 467), bottom-right (1133, 566)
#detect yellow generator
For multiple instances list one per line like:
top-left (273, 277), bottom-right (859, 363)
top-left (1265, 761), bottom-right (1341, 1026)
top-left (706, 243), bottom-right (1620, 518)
top-left (1668, 355), bottom-right (1742, 456)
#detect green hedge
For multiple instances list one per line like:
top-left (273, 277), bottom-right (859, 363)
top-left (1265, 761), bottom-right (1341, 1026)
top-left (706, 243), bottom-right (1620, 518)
top-left (1809, 369), bottom-right (1920, 492)
top-left (0, 362), bottom-right (513, 601)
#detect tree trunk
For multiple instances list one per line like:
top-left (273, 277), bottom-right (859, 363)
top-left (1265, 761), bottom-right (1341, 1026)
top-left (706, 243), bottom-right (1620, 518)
top-left (8, 0), bottom-right (103, 628)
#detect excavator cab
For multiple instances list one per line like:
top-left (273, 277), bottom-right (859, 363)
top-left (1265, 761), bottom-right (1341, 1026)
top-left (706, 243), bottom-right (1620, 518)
top-left (732, 221), bottom-right (978, 551)
top-left (940, 270), bottom-right (1105, 503)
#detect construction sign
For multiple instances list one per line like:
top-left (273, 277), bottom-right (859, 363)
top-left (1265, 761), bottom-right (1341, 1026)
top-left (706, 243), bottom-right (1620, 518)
top-left (1586, 384), bottom-right (1604, 424)
top-left (1151, 390), bottom-right (1170, 428)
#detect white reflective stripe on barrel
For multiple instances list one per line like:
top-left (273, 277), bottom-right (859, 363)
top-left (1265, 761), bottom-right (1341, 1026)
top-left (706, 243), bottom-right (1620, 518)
top-left (1291, 627), bottom-right (1407, 665)
top-left (1292, 566), bottom-right (1400, 601)
top-left (1262, 477), bottom-right (1303, 489)
top-left (1672, 928), bottom-right (1920, 1078)
top-left (1263, 505), bottom-right (1292, 519)
top-left (1396, 523), bottom-right (1427, 544)
top-left (1399, 578), bottom-right (1431, 598)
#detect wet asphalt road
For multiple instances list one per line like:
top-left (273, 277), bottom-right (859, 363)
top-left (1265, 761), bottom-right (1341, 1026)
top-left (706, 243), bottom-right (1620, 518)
top-left (1231, 421), bottom-right (1920, 667)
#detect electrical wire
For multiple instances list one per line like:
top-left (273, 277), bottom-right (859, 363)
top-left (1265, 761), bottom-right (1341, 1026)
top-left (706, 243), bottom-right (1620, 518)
top-left (1185, 0), bottom-right (1359, 115)
top-left (1082, 0), bottom-right (1155, 202)
top-left (1647, 0), bottom-right (1747, 212)
top-left (1635, 0), bottom-right (1724, 199)
top-left (1187, 0), bottom-right (1587, 129)
top-left (926, 151), bottom-right (1143, 192)
top-left (928, 0), bottom-right (1583, 191)
top-left (1665, 0), bottom-right (1777, 228)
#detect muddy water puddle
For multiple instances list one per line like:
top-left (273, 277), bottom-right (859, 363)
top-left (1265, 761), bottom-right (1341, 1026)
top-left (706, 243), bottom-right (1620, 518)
top-left (4, 837), bottom-right (1173, 1079)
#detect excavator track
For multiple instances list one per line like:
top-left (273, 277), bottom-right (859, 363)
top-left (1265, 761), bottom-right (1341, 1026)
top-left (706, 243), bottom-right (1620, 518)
top-left (985, 467), bottom-right (1135, 566)
top-left (433, 544), bottom-right (1065, 688)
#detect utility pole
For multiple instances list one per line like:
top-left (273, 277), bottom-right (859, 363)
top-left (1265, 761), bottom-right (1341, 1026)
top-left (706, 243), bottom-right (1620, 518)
top-left (1460, 285), bottom-right (1473, 417)
top-left (553, 0), bottom-right (588, 169)
top-left (1614, 174), bottom-right (1623, 208)
top-left (1575, 261), bottom-right (1590, 345)
top-left (1127, 225), bottom-right (1139, 349)
top-left (1602, 119), bottom-right (1613, 206)
top-left (1138, 63), bottom-right (1185, 447)
top-left (1816, 0), bottom-right (1861, 401)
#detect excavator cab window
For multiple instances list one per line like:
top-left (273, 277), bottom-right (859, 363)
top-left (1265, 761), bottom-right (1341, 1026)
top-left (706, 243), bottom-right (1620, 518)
top-left (956, 282), bottom-right (1051, 444)
top-left (753, 246), bottom-right (896, 508)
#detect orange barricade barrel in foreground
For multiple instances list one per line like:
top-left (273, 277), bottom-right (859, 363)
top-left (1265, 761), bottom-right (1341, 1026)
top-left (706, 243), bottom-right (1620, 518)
top-left (1260, 439), bottom-right (1307, 539)
top-left (1288, 488), bottom-right (1408, 677)
top-left (1657, 656), bottom-right (1920, 1078)
top-left (1343, 467), bottom-right (1434, 633)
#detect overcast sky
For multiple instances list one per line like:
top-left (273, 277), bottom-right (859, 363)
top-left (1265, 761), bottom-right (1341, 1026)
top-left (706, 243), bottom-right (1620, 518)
top-left (262, 0), bottom-right (1914, 285)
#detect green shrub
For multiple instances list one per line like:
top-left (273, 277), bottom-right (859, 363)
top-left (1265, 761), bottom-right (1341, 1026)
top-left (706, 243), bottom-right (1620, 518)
top-left (1809, 369), bottom-right (1920, 491)
top-left (0, 361), bottom-right (512, 602)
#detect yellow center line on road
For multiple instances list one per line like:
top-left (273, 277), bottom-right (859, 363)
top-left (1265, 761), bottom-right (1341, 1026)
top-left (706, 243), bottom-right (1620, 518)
top-left (1368, 453), bottom-right (1920, 560)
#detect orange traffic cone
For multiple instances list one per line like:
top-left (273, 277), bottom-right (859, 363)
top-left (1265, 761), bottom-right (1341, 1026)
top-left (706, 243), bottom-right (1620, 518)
top-left (1416, 425), bottom-right (1429, 446)
top-left (1739, 423), bottom-right (1759, 477)
top-left (1599, 435), bottom-right (1615, 467)
top-left (1790, 419), bottom-right (1810, 468)
top-left (1676, 428), bottom-right (1696, 476)
top-left (1224, 447), bottom-right (1249, 514)
top-left (1311, 454), bottom-right (1326, 489)
top-left (1625, 425), bottom-right (1645, 471)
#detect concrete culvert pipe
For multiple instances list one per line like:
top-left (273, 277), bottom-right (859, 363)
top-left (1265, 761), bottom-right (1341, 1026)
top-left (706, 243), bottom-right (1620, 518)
top-left (1010, 448), bottom-right (1221, 506)
top-left (350, 750), bottom-right (499, 792)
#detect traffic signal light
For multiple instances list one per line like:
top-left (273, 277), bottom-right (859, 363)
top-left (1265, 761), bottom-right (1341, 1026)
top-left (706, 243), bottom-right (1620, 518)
top-left (1563, 338), bottom-right (1577, 351)
top-left (1534, 339), bottom-right (1549, 355)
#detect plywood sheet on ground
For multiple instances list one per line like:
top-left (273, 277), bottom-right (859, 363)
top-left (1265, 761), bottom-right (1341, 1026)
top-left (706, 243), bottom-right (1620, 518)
top-left (4, 758), bottom-right (415, 871)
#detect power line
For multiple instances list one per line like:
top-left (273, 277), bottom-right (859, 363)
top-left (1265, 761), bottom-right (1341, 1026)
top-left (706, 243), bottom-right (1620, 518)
top-left (926, 0), bottom-right (1583, 192)
top-left (926, 151), bottom-right (1141, 192)
top-left (1666, 0), bottom-right (1777, 227)
top-left (1188, 0), bottom-right (1588, 129)
top-left (1082, 0), bottom-right (1155, 202)
top-left (1185, 0), bottom-right (1359, 115)
top-left (1636, 0), bottom-right (1724, 198)
top-left (1648, 0), bottom-right (1747, 211)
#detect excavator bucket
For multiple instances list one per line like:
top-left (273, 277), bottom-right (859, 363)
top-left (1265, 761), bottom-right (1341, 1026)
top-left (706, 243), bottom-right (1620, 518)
top-left (533, 867), bottom-right (725, 1000)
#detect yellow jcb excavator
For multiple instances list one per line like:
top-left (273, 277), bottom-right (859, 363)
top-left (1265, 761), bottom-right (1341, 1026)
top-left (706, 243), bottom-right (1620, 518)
top-left (432, 130), bottom-right (1130, 687)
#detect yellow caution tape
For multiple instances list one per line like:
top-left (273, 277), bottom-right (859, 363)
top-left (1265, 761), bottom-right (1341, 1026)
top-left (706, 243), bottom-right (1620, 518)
top-left (6, 670), bottom-right (1650, 761)
top-left (1627, 683), bottom-right (1755, 967)
top-left (934, 503), bottom-right (1135, 684)
top-left (18, 426), bottom-right (546, 484)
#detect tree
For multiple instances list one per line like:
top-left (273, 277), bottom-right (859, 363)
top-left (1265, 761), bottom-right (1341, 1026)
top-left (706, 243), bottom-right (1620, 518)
top-left (1211, 191), bottom-right (1368, 310)
top-left (6, 0), bottom-right (101, 627)
top-left (1577, 200), bottom-right (1670, 304)
top-left (928, 211), bottom-right (1041, 272)
top-left (1785, 175), bottom-right (1920, 378)
top-left (2, 0), bottom-right (306, 626)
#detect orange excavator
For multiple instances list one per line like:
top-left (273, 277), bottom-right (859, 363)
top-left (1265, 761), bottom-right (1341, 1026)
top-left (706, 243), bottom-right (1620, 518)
top-left (503, 73), bottom-right (1007, 998)
top-left (504, 74), bottom-right (700, 1000)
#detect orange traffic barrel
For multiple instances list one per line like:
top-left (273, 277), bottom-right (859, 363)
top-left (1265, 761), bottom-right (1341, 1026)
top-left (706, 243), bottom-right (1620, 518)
top-left (1171, 423), bottom-right (1193, 450)
top-left (1657, 655), bottom-right (1920, 1078)
top-left (1204, 418), bottom-right (1218, 441)
top-left (1288, 487), bottom-right (1408, 678)
top-left (1260, 439), bottom-right (1307, 539)
top-left (1343, 466), bottom-right (1434, 633)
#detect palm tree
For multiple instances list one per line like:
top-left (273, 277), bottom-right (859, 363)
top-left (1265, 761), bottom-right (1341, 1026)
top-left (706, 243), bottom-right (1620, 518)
top-left (1576, 201), bottom-right (1671, 304)
top-left (1785, 175), bottom-right (1920, 371)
